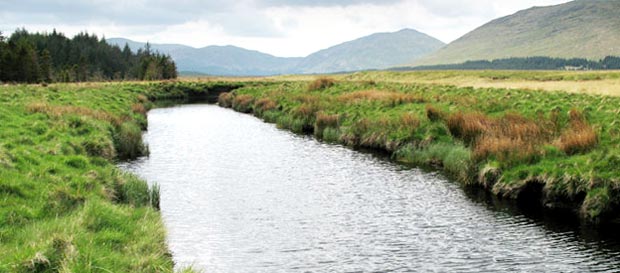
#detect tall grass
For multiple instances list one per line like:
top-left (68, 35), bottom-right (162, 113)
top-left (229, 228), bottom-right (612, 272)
top-left (232, 94), bottom-right (254, 113)
top-left (253, 97), bottom-right (278, 116)
top-left (338, 90), bottom-right (425, 106)
top-left (113, 121), bottom-right (148, 160)
top-left (556, 109), bottom-right (598, 155)
top-left (218, 92), bottom-right (233, 108)
top-left (307, 77), bottom-right (335, 91)
top-left (314, 111), bottom-right (340, 138)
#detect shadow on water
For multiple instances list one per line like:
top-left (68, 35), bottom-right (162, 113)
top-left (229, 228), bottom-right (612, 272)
top-left (318, 134), bottom-right (620, 251)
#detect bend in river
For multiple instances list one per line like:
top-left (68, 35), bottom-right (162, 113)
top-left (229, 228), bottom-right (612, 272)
top-left (120, 104), bottom-right (620, 272)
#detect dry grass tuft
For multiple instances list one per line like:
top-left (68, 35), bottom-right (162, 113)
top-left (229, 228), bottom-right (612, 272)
top-left (555, 109), bottom-right (598, 155)
top-left (232, 94), bottom-right (254, 113)
top-left (314, 111), bottom-right (340, 137)
top-left (292, 103), bottom-right (318, 119)
top-left (218, 92), bottom-right (233, 108)
top-left (308, 77), bottom-right (335, 91)
top-left (131, 103), bottom-right (147, 115)
top-left (446, 111), bottom-right (551, 164)
top-left (400, 113), bottom-right (420, 129)
top-left (254, 98), bottom-right (277, 113)
top-left (27, 102), bottom-right (122, 126)
top-left (136, 94), bottom-right (149, 103)
top-left (315, 112), bottom-right (340, 128)
top-left (448, 109), bottom-right (599, 163)
top-left (338, 90), bottom-right (425, 105)
top-left (446, 112), bottom-right (492, 144)
top-left (425, 104), bottom-right (445, 122)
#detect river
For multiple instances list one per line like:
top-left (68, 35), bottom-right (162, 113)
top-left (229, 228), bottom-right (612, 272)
top-left (120, 104), bottom-right (620, 272)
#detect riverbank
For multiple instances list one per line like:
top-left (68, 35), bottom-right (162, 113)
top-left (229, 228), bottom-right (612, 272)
top-left (219, 76), bottom-right (620, 224)
top-left (0, 81), bottom-right (238, 272)
top-left (2, 70), bottom-right (619, 270)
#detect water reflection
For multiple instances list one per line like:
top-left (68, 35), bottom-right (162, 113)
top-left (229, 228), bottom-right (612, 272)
top-left (120, 104), bottom-right (620, 272)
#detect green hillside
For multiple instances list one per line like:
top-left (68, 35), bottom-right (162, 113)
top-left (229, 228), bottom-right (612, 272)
top-left (414, 0), bottom-right (620, 66)
top-left (297, 29), bottom-right (445, 73)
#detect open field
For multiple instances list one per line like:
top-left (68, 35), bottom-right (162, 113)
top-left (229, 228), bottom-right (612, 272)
top-left (183, 70), bottom-right (620, 97)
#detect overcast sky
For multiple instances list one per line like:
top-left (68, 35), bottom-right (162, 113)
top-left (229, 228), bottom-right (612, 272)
top-left (0, 0), bottom-right (571, 57)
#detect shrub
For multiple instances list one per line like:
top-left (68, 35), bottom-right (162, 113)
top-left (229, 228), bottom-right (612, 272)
top-left (308, 77), bottom-right (335, 91)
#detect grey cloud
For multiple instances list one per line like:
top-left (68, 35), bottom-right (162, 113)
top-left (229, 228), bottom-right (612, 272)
top-left (0, 0), bottom-right (240, 25)
top-left (0, 0), bottom-right (283, 37)
top-left (256, 0), bottom-right (404, 7)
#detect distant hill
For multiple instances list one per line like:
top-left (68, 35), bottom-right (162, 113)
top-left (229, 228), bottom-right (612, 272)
top-left (414, 0), bottom-right (620, 66)
top-left (108, 28), bottom-right (443, 76)
top-left (296, 29), bottom-right (444, 74)
top-left (107, 38), bottom-right (301, 76)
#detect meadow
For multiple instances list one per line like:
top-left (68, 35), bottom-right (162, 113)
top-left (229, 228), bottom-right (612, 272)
top-left (1, 70), bottom-right (620, 271)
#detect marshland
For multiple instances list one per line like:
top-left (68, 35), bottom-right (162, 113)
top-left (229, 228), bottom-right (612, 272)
top-left (2, 70), bottom-right (620, 271)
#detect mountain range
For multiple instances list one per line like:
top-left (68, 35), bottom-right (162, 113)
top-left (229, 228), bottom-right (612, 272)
top-left (414, 0), bottom-right (620, 66)
top-left (107, 29), bottom-right (444, 76)
top-left (109, 0), bottom-right (620, 75)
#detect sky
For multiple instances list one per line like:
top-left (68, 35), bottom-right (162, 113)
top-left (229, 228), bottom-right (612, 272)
top-left (0, 0), bottom-right (572, 57)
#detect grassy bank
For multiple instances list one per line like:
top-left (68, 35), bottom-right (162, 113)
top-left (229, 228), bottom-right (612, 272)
top-left (219, 75), bottom-right (620, 224)
top-left (0, 81), bottom-right (236, 272)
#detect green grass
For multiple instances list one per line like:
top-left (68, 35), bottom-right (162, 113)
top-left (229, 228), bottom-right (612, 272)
top-left (2, 71), bottom-right (620, 271)
top-left (220, 76), bottom-right (620, 224)
top-left (0, 81), bottom-right (234, 272)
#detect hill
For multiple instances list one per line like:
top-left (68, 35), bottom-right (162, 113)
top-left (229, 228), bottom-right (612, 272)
top-left (108, 29), bottom-right (444, 76)
top-left (107, 38), bottom-right (301, 76)
top-left (414, 0), bottom-right (620, 65)
top-left (296, 29), bottom-right (444, 73)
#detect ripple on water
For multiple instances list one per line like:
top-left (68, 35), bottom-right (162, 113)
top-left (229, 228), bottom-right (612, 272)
top-left (120, 104), bottom-right (620, 273)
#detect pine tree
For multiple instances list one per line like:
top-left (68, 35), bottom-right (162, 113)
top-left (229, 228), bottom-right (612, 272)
top-left (39, 49), bottom-right (52, 82)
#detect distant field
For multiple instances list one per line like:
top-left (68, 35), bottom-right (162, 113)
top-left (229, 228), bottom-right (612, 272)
top-left (182, 70), bottom-right (620, 97)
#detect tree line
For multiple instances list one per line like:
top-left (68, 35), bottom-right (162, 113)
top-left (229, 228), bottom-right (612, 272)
top-left (395, 56), bottom-right (620, 71)
top-left (0, 28), bottom-right (177, 83)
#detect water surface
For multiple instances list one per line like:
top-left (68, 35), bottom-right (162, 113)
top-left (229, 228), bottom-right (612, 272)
top-left (121, 104), bottom-right (620, 272)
